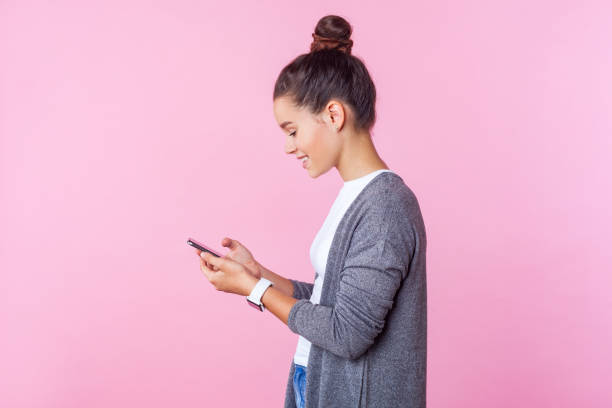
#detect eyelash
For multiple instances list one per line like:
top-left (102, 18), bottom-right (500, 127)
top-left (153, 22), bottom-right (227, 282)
top-left (289, 131), bottom-right (296, 137)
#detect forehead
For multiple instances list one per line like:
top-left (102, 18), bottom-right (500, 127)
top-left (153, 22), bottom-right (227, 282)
top-left (274, 96), bottom-right (303, 123)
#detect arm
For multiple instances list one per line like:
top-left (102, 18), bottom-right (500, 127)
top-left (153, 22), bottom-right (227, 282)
top-left (256, 261), bottom-right (314, 299)
top-left (259, 283), bottom-right (299, 326)
top-left (286, 203), bottom-right (416, 360)
top-left (254, 261), bottom-right (294, 297)
top-left (241, 270), bottom-right (298, 326)
top-left (288, 278), bottom-right (315, 299)
top-left (247, 262), bottom-right (312, 326)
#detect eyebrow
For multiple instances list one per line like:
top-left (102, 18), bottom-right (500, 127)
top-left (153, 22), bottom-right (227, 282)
top-left (280, 121), bottom-right (293, 130)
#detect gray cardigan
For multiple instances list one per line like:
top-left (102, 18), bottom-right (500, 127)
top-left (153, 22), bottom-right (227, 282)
top-left (283, 171), bottom-right (427, 408)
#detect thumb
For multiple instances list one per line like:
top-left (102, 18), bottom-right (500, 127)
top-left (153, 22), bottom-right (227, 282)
top-left (222, 237), bottom-right (240, 249)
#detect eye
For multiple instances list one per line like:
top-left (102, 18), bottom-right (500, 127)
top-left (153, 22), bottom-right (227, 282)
top-left (289, 131), bottom-right (296, 137)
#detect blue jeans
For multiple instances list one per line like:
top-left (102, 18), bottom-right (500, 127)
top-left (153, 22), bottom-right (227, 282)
top-left (292, 363), bottom-right (307, 408)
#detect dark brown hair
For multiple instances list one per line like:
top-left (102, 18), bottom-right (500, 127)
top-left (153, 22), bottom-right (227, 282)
top-left (273, 15), bottom-right (377, 133)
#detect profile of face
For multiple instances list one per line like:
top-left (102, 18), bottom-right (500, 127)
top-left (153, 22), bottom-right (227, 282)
top-left (273, 96), bottom-right (346, 178)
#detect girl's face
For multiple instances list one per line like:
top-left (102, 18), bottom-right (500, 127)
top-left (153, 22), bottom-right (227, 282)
top-left (273, 96), bottom-right (345, 178)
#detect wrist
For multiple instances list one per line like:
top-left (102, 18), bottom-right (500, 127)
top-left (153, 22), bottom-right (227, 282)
top-left (243, 273), bottom-right (259, 297)
top-left (254, 260), bottom-right (265, 279)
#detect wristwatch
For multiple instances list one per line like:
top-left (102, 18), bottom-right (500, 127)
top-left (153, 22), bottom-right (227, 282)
top-left (246, 278), bottom-right (273, 312)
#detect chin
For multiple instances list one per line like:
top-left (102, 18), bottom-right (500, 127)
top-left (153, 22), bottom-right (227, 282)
top-left (307, 164), bottom-right (330, 178)
top-left (306, 166), bottom-right (318, 178)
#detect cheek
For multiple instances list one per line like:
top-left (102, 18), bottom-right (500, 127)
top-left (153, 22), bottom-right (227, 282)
top-left (307, 126), bottom-right (330, 156)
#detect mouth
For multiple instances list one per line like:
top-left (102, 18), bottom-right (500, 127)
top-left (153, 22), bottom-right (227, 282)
top-left (297, 155), bottom-right (310, 168)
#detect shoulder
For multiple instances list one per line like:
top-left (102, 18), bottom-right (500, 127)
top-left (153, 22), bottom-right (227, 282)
top-left (347, 172), bottom-right (423, 266)
top-left (359, 172), bottom-right (423, 221)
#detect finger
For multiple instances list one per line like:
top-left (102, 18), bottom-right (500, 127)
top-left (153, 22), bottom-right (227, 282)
top-left (203, 258), bottom-right (217, 271)
top-left (201, 252), bottom-right (224, 269)
top-left (201, 257), bottom-right (221, 274)
top-left (200, 252), bottom-right (218, 271)
top-left (200, 258), bottom-right (213, 280)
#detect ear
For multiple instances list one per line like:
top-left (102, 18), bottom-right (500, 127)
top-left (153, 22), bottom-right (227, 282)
top-left (324, 99), bottom-right (346, 132)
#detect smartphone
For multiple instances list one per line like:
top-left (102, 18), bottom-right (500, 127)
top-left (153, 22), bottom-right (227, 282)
top-left (187, 237), bottom-right (221, 257)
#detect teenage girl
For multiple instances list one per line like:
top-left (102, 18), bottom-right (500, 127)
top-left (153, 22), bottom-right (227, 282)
top-left (197, 14), bottom-right (427, 408)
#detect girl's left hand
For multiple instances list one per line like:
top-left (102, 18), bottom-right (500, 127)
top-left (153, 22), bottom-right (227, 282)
top-left (198, 251), bottom-right (257, 296)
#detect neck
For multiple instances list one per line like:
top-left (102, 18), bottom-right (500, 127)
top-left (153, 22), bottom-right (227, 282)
top-left (336, 132), bottom-right (389, 182)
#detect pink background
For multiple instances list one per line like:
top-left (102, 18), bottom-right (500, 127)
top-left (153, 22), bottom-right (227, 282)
top-left (1, 1), bottom-right (611, 407)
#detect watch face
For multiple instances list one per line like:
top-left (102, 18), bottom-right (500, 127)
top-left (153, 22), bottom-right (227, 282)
top-left (247, 298), bottom-right (263, 311)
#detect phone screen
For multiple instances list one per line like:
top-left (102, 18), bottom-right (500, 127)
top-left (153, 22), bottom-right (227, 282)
top-left (187, 237), bottom-right (221, 257)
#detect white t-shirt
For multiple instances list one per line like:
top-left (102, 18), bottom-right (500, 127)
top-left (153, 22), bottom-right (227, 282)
top-left (293, 168), bottom-right (395, 367)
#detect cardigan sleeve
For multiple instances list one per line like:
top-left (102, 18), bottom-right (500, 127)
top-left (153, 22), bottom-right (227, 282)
top-left (286, 198), bottom-right (416, 360)
top-left (289, 278), bottom-right (314, 299)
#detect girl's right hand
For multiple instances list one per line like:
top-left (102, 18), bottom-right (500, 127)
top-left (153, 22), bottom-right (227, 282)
top-left (219, 237), bottom-right (262, 280)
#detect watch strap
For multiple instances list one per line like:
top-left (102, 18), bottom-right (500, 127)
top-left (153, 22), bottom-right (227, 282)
top-left (246, 278), bottom-right (273, 311)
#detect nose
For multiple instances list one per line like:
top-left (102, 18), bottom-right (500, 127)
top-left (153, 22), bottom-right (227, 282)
top-left (284, 134), bottom-right (296, 155)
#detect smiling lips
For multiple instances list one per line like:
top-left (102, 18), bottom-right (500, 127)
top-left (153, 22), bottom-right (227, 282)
top-left (298, 155), bottom-right (310, 169)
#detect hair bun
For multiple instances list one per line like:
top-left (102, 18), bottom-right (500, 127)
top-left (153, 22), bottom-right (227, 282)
top-left (310, 15), bottom-right (353, 55)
